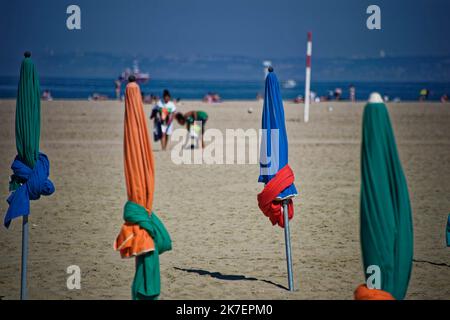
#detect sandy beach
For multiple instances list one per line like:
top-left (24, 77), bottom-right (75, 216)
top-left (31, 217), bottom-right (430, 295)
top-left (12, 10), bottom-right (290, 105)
top-left (0, 99), bottom-right (449, 300)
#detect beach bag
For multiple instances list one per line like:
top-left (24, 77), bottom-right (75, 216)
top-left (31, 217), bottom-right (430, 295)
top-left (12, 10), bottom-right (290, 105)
top-left (153, 118), bottom-right (162, 142)
top-left (150, 107), bottom-right (163, 142)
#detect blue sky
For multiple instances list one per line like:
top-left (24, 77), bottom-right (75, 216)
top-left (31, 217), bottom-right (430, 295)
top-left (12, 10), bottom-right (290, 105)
top-left (1, 0), bottom-right (450, 79)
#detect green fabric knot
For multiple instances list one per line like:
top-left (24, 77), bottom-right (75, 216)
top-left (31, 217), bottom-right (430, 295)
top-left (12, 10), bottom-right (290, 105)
top-left (123, 201), bottom-right (172, 300)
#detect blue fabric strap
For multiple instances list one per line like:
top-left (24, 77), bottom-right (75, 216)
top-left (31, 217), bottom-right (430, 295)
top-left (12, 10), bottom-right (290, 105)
top-left (4, 152), bottom-right (55, 228)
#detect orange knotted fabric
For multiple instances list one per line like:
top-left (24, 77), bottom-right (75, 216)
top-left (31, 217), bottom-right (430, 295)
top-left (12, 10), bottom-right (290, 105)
top-left (354, 284), bottom-right (395, 300)
top-left (114, 82), bottom-right (156, 257)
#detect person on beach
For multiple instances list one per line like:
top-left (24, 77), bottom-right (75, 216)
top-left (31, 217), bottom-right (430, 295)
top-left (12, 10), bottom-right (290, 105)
top-left (114, 79), bottom-right (121, 100)
top-left (327, 90), bottom-right (334, 101)
top-left (41, 89), bottom-right (53, 101)
top-left (203, 92), bottom-right (221, 103)
top-left (155, 89), bottom-right (176, 150)
top-left (334, 87), bottom-right (342, 100)
top-left (293, 95), bottom-right (304, 103)
top-left (349, 84), bottom-right (356, 102)
top-left (89, 93), bottom-right (108, 101)
top-left (419, 88), bottom-right (430, 101)
top-left (175, 110), bottom-right (208, 149)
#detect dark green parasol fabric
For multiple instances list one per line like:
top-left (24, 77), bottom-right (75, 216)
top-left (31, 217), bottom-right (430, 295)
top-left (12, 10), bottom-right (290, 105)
top-left (5, 52), bottom-right (54, 300)
top-left (360, 102), bottom-right (414, 300)
top-left (15, 56), bottom-right (41, 170)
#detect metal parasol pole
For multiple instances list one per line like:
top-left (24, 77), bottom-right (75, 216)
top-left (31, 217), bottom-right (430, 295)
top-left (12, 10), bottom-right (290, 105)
top-left (282, 199), bottom-right (294, 291)
top-left (304, 32), bottom-right (312, 123)
top-left (21, 215), bottom-right (29, 300)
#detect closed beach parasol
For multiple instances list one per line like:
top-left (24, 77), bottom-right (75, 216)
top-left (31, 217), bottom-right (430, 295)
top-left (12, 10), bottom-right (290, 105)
top-left (257, 67), bottom-right (298, 291)
top-left (4, 52), bottom-right (55, 299)
top-left (355, 93), bottom-right (413, 300)
top-left (114, 76), bottom-right (172, 300)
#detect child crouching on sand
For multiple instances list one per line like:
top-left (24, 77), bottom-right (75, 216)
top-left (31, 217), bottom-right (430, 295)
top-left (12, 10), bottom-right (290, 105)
top-left (175, 110), bottom-right (208, 149)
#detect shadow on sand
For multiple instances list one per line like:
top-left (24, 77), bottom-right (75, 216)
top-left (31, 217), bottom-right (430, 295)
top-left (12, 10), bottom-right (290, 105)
top-left (174, 267), bottom-right (288, 291)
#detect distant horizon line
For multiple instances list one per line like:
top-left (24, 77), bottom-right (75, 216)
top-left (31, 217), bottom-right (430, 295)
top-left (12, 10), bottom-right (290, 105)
top-left (5, 50), bottom-right (450, 59)
top-left (1, 75), bottom-right (449, 84)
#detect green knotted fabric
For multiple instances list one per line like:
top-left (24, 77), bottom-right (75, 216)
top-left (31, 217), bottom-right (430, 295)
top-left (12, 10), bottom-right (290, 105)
top-left (123, 201), bottom-right (172, 300)
top-left (360, 102), bottom-right (414, 300)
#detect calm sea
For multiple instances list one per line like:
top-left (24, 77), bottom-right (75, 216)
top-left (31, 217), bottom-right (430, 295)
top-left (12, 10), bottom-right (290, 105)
top-left (0, 76), bottom-right (449, 101)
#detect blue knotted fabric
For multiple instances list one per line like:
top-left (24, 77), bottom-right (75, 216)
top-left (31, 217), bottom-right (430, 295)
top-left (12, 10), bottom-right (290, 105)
top-left (4, 152), bottom-right (55, 228)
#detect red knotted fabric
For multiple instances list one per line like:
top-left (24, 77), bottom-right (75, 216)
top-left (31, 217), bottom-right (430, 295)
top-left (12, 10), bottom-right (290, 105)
top-left (257, 165), bottom-right (295, 228)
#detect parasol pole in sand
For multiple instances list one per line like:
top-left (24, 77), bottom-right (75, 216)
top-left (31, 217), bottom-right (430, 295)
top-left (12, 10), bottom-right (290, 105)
top-left (21, 216), bottom-right (29, 299)
top-left (304, 32), bottom-right (312, 123)
top-left (282, 198), bottom-right (294, 291)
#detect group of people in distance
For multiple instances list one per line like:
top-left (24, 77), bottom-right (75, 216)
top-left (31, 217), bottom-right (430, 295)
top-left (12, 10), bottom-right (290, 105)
top-left (150, 89), bottom-right (208, 150)
top-left (292, 85), bottom-right (354, 103)
top-left (203, 92), bottom-right (221, 103)
top-left (419, 88), bottom-right (449, 102)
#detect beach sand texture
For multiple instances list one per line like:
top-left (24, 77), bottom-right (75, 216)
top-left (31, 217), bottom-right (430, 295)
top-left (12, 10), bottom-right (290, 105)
top-left (0, 99), bottom-right (449, 299)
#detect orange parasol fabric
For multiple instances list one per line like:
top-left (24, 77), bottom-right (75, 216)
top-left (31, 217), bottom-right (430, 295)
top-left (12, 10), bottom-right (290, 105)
top-left (354, 284), bottom-right (395, 300)
top-left (114, 81), bottom-right (155, 257)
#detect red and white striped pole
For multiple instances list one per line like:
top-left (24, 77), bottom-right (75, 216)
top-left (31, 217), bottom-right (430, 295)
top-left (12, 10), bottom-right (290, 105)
top-left (304, 32), bottom-right (312, 123)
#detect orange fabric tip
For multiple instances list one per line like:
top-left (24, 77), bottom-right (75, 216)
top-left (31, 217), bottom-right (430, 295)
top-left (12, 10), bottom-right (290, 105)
top-left (354, 284), bottom-right (395, 300)
top-left (257, 165), bottom-right (295, 228)
top-left (114, 223), bottom-right (155, 258)
top-left (115, 82), bottom-right (156, 258)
